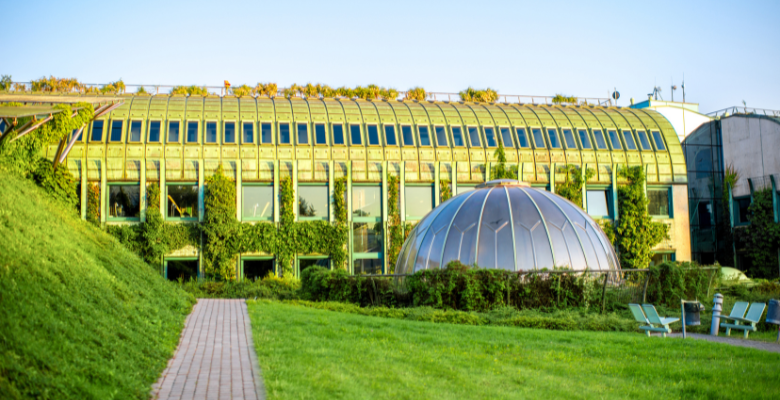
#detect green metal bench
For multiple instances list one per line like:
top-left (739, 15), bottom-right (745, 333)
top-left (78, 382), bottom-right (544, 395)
top-left (721, 302), bottom-right (766, 338)
top-left (629, 304), bottom-right (679, 337)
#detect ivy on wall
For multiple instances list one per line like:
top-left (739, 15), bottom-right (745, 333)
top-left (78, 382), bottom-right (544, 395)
top-left (387, 174), bottom-right (403, 273)
top-left (203, 166), bottom-right (242, 280)
top-left (86, 183), bottom-right (100, 225)
top-left (556, 165), bottom-right (595, 207)
top-left (490, 141), bottom-right (512, 180)
top-left (439, 179), bottom-right (452, 203)
top-left (738, 188), bottom-right (780, 278)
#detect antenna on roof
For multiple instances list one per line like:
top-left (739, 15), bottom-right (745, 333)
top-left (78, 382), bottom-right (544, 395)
top-left (681, 74), bottom-right (686, 103)
top-left (651, 86), bottom-right (663, 100)
top-left (671, 84), bottom-right (677, 102)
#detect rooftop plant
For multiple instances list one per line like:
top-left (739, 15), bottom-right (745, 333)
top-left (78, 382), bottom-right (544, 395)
top-left (459, 87), bottom-right (498, 103)
top-left (171, 85), bottom-right (209, 96)
top-left (405, 87), bottom-right (426, 101)
top-left (552, 94), bottom-right (578, 104)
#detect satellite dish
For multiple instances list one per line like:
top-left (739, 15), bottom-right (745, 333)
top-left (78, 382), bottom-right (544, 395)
top-left (612, 91), bottom-right (620, 100)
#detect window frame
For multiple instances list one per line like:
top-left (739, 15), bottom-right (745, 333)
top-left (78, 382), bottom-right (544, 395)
top-left (651, 130), bottom-right (666, 151)
top-left (400, 125), bottom-right (415, 147)
top-left (313, 123), bottom-right (328, 145)
top-left (260, 121), bottom-right (274, 145)
top-left (277, 121), bottom-right (292, 145)
top-left (185, 120), bottom-right (200, 144)
top-left (331, 123), bottom-right (346, 146)
top-left (297, 182), bottom-right (329, 221)
top-left (734, 196), bottom-right (752, 226)
top-left (167, 120), bottom-right (181, 144)
top-left (298, 256), bottom-right (330, 276)
top-left (147, 120), bottom-right (163, 143)
top-left (90, 119), bottom-right (105, 143)
top-left (352, 255), bottom-right (383, 275)
top-left (128, 120), bottom-right (144, 143)
top-left (106, 182), bottom-right (141, 222)
top-left (366, 124), bottom-right (381, 147)
top-left (606, 129), bottom-right (622, 150)
top-left (241, 182), bottom-right (274, 222)
top-left (592, 129), bottom-right (608, 150)
top-left (222, 120), bottom-right (237, 144)
top-left (621, 129), bottom-right (638, 151)
top-left (204, 120), bottom-right (219, 145)
top-left (499, 126), bottom-right (514, 148)
top-left (531, 127), bottom-right (546, 149)
top-left (450, 125), bottom-right (466, 147)
top-left (241, 121), bottom-right (254, 144)
top-left (586, 186), bottom-right (613, 219)
top-left (483, 126), bottom-right (498, 148)
top-left (349, 123), bottom-right (363, 146)
top-left (647, 186), bottom-right (673, 218)
top-left (433, 125), bottom-right (448, 147)
top-left (466, 125), bottom-right (481, 147)
top-left (109, 119), bottom-right (123, 143)
top-left (576, 128), bottom-right (593, 150)
top-left (561, 128), bottom-right (578, 150)
top-left (636, 130), bottom-right (652, 151)
top-left (404, 183), bottom-right (434, 221)
top-left (165, 182), bottom-right (199, 222)
top-left (351, 184), bottom-right (382, 222)
top-left (383, 124), bottom-right (398, 147)
top-left (515, 127), bottom-right (530, 149)
top-left (546, 127), bottom-right (562, 149)
top-left (296, 121), bottom-right (310, 145)
top-left (417, 125), bottom-right (432, 147)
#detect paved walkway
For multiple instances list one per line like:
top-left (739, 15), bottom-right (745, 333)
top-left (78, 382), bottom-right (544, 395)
top-left (668, 332), bottom-right (780, 354)
top-left (151, 299), bottom-right (265, 400)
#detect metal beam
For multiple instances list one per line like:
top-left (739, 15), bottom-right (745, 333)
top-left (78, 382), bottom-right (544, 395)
top-left (58, 126), bottom-right (84, 164)
top-left (10, 114), bottom-right (54, 142)
top-left (92, 102), bottom-right (123, 120)
top-left (51, 137), bottom-right (68, 170)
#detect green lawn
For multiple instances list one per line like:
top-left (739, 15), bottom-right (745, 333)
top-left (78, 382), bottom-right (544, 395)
top-left (248, 300), bottom-right (780, 400)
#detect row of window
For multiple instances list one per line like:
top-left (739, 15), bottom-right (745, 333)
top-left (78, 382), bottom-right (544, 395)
top-left (81, 120), bottom-right (667, 152)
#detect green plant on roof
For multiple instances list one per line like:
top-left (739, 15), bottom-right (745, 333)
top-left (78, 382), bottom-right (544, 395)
top-left (99, 79), bottom-right (126, 94)
top-left (253, 82), bottom-right (278, 97)
top-left (135, 86), bottom-right (148, 95)
top-left (171, 85), bottom-right (208, 96)
top-left (405, 87), bottom-right (426, 101)
top-left (552, 94), bottom-right (578, 104)
top-left (230, 84), bottom-right (253, 97)
top-left (460, 87), bottom-right (498, 103)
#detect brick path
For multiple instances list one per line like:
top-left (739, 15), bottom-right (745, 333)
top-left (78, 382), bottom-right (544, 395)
top-left (151, 299), bottom-right (265, 400)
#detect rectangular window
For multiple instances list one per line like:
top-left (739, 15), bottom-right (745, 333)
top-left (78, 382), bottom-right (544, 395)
top-left (592, 130), bottom-right (607, 149)
top-left (401, 126), bottom-right (414, 146)
top-left (350, 124), bottom-right (362, 145)
top-left (108, 185), bottom-right (140, 219)
top-left (297, 123), bottom-right (309, 144)
top-left (586, 190), bottom-right (610, 217)
top-left (261, 123), bottom-right (273, 144)
top-left (352, 186), bottom-right (381, 218)
top-left (91, 120), bottom-right (104, 141)
top-left (484, 127), bottom-right (497, 147)
top-left (698, 201), bottom-right (712, 229)
top-left (130, 121), bottom-right (142, 142)
top-left (243, 122), bottom-right (254, 143)
top-left (532, 128), bottom-right (546, 148)
top-left (367, 125), bottom-right (380, 145)
top-left (167, 185), bottom-right (199, 219)
top-left (298, 185), bottom-right (328, 219)
top-left (352, 224), bottom-right (382, 253)
top-left (435, 126), bottom-right (448, 146)
top-left (547, 129), bottom-right (561, 149)
top-left (451, 126), bottom-right (465, 147)
top-left (205, 122), bottom-right (217, 143)
top-left (243, 259), bottom-right (274, 281)
top-left (418, 126), bottom-right (431, 146)
top-left (332, 124), bottom-right (345, 145)
top-left (299, 258), bottom-right (329, 273)
top-left (384, 125), bottom-right (397, 146)
top-left (648, 189), bottom-right (670, 216)
top-left (168, 121), bottom-right (180, 143)
top-left (148, 121), bottom-right (161, 143)
top-left (242, 186), bottom-right (273, 220)
top-left (622, 130), bottom-right (636, 150)
top-left (500, 127), bottom-right (513, 148)
top-left (636, 130), bottom-right (652, 150)
top-left (278, 123), bottom-right (290, 144)
top-left (562, 129), bottom-right (577, 149)
top-left (166, 260), bottom-right (198, 282)
top-left (186, 121), bottom-right (198, 143)
top-left (405, 186), bottom-right (433, 220)
top-left (353, 258), bottom-right (382, 274)
top-left (578, 129), bottom-right (592, 149)
top-left (315, 124), bottom-right (327, 144)
top-left (651, 131), bottom-right (666, 151)
top-left (607, 130), bottom-right (622, 150)
top-left (224, 122), bottom-right (235, 143)
top-left (736, 197), bottom-right (751, 224)
top-left (468, 127), bottom-right (481, 147)
top-left (109, 120), bottom-right (122, 142)
top-left (516, 128), bottom-right (529, 148)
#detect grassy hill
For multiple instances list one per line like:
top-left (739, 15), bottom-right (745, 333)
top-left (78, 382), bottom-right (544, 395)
top-left (0, 173), bottom-right (195, 399)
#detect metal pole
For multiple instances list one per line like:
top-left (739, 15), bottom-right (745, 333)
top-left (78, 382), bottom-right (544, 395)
top-left (600, 272), bottom-right (609, 314)
top-left (681, 299), bottom-right (687, 339)
top-left (711, 293), bottom-right (723, 336)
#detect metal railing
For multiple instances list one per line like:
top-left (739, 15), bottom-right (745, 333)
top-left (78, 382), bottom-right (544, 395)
top-left (706, 106), bottom-right (780, 118)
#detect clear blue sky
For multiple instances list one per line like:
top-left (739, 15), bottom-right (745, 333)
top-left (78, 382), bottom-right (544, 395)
top-left (3, 0), bottom-right (779, 112)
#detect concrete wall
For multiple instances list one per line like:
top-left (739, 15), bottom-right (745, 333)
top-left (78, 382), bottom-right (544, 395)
top-left (721, 116), bottom-right (780, 196)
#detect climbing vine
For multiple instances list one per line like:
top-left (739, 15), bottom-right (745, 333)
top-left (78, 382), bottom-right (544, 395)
top-left (490, 140), bottom-right (514, 180)
top-left (86, 183), bottom-right (100, 225)
top-left (387, 174), bottom-right (403, 273)
top-left (202, 166), bottom-right (242, 280)
top-left (556, 165), bottom-right (595, 208)
top-left (615, 166), bottom-right (669, 269)
top-left (738, 188), bottom-right (780, 278)
top-left (439, 179), bottom-right (452, 203)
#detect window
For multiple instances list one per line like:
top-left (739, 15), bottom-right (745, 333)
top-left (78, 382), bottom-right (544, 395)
top-left (243, 259), bottom-right (274, 281)
top-left (418, 126), bottom-right (431, 146)
top-left (405, 186), bottom-right (433, 220)
top-left (166, 260), bottom-right (197, 282)
top-left (261, 123), bottom-right (273, 144)
top-left (278, 123), bottom-right (290, 144)
top-left (352, 186), bottom-right (381, 218)
top-left (647, 189), bottom-right (670, 216)
top-left (578, 130), bottom-right (592, 149)
top-left (168, 121), bottom-right (180, 143)
top-left (593, 129), bottom-right (607, 149)
top-left (367, 125), bottom-right (380, 146)
top-left (401, 126), bottom-right (414, 146)
top-left (297, 123), bottom-right (308, 144)
top-left (186, 121), bottom-right (198, 143)
top-left (332, 124), bottom-right (345, 145)
top-left (515, 128), bottom-right (529, 148)
top-left (650, 252), bottom-right (675, 267)
top-left (298, 185), bottom-right (328, 219)
top-left (109, 120), bottom-right (122, 142)
top-left (167, 185), bottom-right (198, 219)
top-left (606, 130), bottom-right (621, 150)
top-left (735, 197), bottom-right (751, 224)
top-left (224, 122), bottom-right (235, 143)
top-left (384, 125), bottom-right (397, 146)
top-left (435, 126), bottom-right (448, 146)
top-left (353, 258), bottom-right (382, 275)
top-left (130, 121), bottom-right (142, 142)
top-left (91, 120), bottom-right (104, 141)
top-left (315, 124), bottom-right (327, 144)
top-left (547, 129), bottom-right (561, 149)
top-left (622, 130), bottom-right (637, 150)
top-left (562, 129), bottom-right (577, 149)
top-left (300, 258), bottom-right (329, 273)
top-left (243, 122), bottom-right (254, 143)
top-left (698, 201), bottom-right (712, 229)
top-left (451, 126), bottom-right (465, 147)
top-left (108, 184), bottom-right (140, 219)
top-left (500, 127), bottom-right (513, 148)
top-left (586, 190), bottom-right (610, 217)
top-left (350, 124), bottom-right (362, 145)
top-left (353, 224), bottom-right (382, 253)
top-left (532, 128), bottom-right (545, 148)
top-left (468, 127), bottom-right (481, 147)
top-left (484, 127), bottom-right (497, 147)
top-left (242, 186), bottom-right (273, 220)
top-left (651, 131), bottom-right (666, 151)
top-left (148, 121), bottom-right (161, 143)
top-left (205, 122), bottom-right (217, 143)
top-left (636, 130), bottom-right (652, 150)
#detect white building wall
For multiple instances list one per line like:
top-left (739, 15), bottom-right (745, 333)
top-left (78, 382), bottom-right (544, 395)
top-left (651, 107), bottom-right (712, 142)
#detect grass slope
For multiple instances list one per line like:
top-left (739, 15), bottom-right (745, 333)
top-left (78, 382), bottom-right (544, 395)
top-left (248, 300), bottom-right (780, 400)
top-left (0, 174), bottom-right (194, 399)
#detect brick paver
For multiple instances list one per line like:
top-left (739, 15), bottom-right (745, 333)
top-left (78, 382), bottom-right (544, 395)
top-left (151, 299), bottom-right (265, 400)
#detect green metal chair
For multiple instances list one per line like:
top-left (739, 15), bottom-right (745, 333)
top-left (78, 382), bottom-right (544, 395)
top-left (629, 304), bottom-right (676, 337)
top-left (722, 301), bottom-right (749, 323)
top-left (721, 302), bottom-right (766, 338)
top-left (640, 304), bottom-right (680, 338)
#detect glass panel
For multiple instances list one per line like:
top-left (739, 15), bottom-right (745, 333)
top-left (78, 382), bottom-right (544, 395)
top-left (418, 126), bottom-right (431, 146)
top-left (297, 123), bottom-right (308, 144)
top-left (108, 185), bottom-right (140, 218)
top-left (401, 126), bottom-right (414, 146)
top-left (350, 124), bottom-right (361, 145)
top-left (651, 131), bottom-right (666, 151)
top-left (110, 120), bottom-right (122, 142)
top-left (130, 121), bottom-right (142, 142)
top-left (224, 122), bottom-right (235, 143)
top-left (279, 123), bottom-right (290, 144)
top-left (586, 190), bottom-right (609, 216)
top-left (451, 126), bottom-right (464, 147)
top-left (698, 201), bottom-right (712, 229)
top-left (532, 128), bottom-right (545, 148)
top-left (442, 189), bottom-right (489, 267)
top-left (500, 127), bottom-right (513, 148)
top-left (300, 258), bottom-right (329, 273)
top-left (168, 121), bottom-right (180, 143)
top-left (352, 186), bottom-right (381, 218)
top-left (166, 260), bottom-right (197, 282)
top-left (637, 130), bottom-right (651, 150)
top-left (415, 193), bottom-right (473, 270)
top-left (607, 130), bottom-right (621, 150)
top-left (622, 130), bottom-right (636, 150)
top-left (298, 186), bottom-right (328, 218)
top-left (468, 127), bottom-right (480, 147)
top-left (167, 185), bottom-right (199, 218)
top-left (367, 125), bottom-right (380, 145)
top-left (563, 129), bottom-right (576, 149)
top-left (435, 126), bottom-right (448, 146)
top-left (261, 123), bottom-right (273, 144)
top-left (578, 130), bottom-right (591, 149)
top-left (457, 185), bottom-right (475, 194)
top-left (332, 124), bottom-right (344, 145)
top-left (593, 130), bottom-right (607, 149)
top-left (315, 124), bottom-right (327, 144)
top-left (352, 223), bottom-right (382, 253)
top-left (91, 120), bottom-right (103, 141)
top-left (353, 258), bottom-right (382, 274)
top-left (506, 187), bottom-right (552, 270)
top-left (647, 189), bottom-right (669, 216)
top-left (484, 127), bottom-right (497, 147)
top-left (242, 186), bottom-right (273, 220)
top-left (477, 188), bottom-right (514, 269)
top-left (243, 122), bottom-right (253, 143)
top-left (515, 128), bottom-right (529, 148)
top-left (186, 121), bottom-right (198, 143)
top-left (205, 122), bottom-right (217, 143)
top-left (737, 197), bottom-right (751, 224)
top-left (148, 121), bottom-right (161, 142)
top-left (547, 129), bottom-right (561, 149)
top-left (405, 186), bottom-right (433, 219)
top-left (526, 189), bottom-right (571, 268)
top-left (384, 125), bottom-right (397, 145)
top-left (243, 259), bottom-right (273, 281)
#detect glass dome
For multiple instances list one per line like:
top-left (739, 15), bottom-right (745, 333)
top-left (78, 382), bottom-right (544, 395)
top-left (396, 180), bottom-right (620, 273)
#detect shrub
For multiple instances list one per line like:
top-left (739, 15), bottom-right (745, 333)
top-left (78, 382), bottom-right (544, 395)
top-left (29, 158), bottom-right (79, 212)
top-left (644, 261), bottom-right (714, 307)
